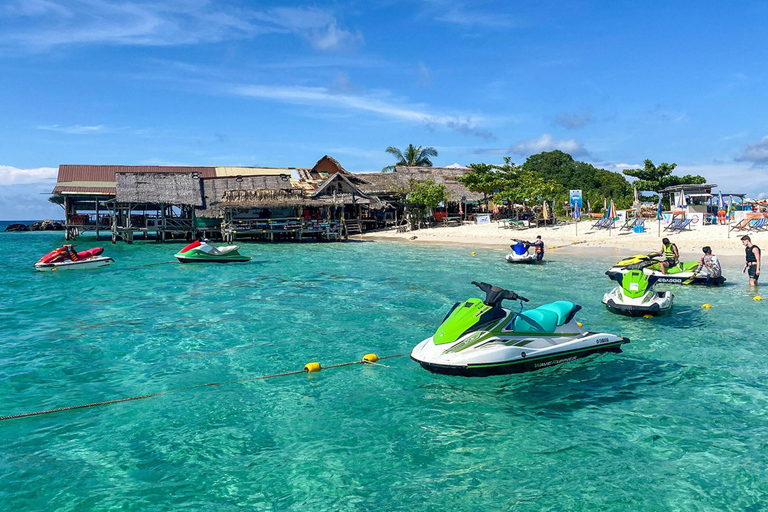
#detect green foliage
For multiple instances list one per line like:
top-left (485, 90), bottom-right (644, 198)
top-left (457, 163), bottom-right (502, 203)
top-left (383, 144), bottom-right (438, 172)
top-left (460, 157), bottom-right (562, 207)
top-left (406, 179), bottom-right (448, 209)
top-left (622, 159), bottom-right (706, 193)
top-left (522, 150), bottom-right (633, 210)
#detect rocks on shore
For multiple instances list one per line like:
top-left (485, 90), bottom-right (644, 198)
top-left (4, 220), bottom-right (65, 232)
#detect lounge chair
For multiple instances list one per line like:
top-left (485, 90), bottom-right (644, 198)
top-left (748, 218), bottom-right (767, 231)
top-left (729, 218), bottom-right (750, 231)
top-left (663, 219), bottom-right (682, 231)
top-left (597, 218), bottom-right (616, 230)
top-left (591, 218), bottom-right (607, 229)
top-left (673, 218), bottom-right (691, 231)
top-left (619, 218), bottom-right (638, 231)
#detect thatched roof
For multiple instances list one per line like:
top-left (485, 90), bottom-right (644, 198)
top-left (217, 188), bottom-right (326, 208)
top-left (115, 172), bottom-right (204, 206)
top-left (353, 166), bottom-right (483, 202)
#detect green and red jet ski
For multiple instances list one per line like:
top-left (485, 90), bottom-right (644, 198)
top-left (174, 240), bottom-right (251, 263)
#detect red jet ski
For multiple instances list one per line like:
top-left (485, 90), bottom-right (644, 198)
top-left (35, 245), bottom-right (114, 271)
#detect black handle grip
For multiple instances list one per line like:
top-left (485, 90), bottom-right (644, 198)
top-left (518, 296), bottom-right (530, 302)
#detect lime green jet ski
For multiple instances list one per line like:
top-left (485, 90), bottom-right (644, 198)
top-left (174, 240), bottom-right (251, 263)
top-left (605, 253), bottom-right (725, 286)
top-left (411, 281), bottom-right (629, 377)
top-left (602, 269), bottom-right (674, 316)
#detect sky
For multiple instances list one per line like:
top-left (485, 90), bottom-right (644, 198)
top-left (1, 0), bottom-right (767, 219)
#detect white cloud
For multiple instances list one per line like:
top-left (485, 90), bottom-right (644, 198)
top-left (415, 61), bottom-right (432, 87)
top-left (37, 124), bottom-right (106, 134)
top-left (509, 134), bottom-right (587, 156)
top-left (0, 1), bottom-right (361, 53)
top-left (735, 136), bottom-right (768, 166)
top-left (429, 1), bottom-right (517, 29)
top-left (232, 84), bottom-right (495, 139)
top-left (0, 165), bottom-right (58, 185)
top-left (553, 111), bottom-right (593, 130)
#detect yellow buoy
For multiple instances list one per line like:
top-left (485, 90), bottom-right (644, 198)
top-left (755, 296), bottom-right (763, 301)
top-left (304, 362), bottom-right (321, 373)
top-left (471, 251), bottom-right (476, 256)
top-left (576, 322), bottom-right (583, 327)
top-left (362, 353), bottom-right (379, 363)
top-left (702, 304), bottom-right (712, 309)
top-left (549, 246), bottom-right (556, 249)
top-left (643, 314), bottom-right (653, 318)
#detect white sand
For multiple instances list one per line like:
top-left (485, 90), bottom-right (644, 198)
top-left (360, 219), bottom-right (764, 262)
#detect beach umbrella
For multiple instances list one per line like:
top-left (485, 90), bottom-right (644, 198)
top-left (726, 195), bottom-right (734, 220)
top-left (587, 199), bottom-right (592, 213)
top-left (656, 195), bottom-right (663, 237)
top-left (603, 197), bottom-right (607, 212)
top-left (633, 187), bottom-right (639, 205)
top-left (677, 189), bottom-right (688, 209)
top-left (542, 200), bottom-right (550, 220)
top-left (718, 192), bottom-right (724, 210)
top-left (608, 199), bottom-right (617, 220)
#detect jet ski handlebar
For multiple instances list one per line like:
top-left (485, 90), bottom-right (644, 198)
top-left (471, 281), bottom-right (529, 307)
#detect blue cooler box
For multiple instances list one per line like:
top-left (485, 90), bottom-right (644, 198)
top-left (633, 225), bottom-right (645, 233)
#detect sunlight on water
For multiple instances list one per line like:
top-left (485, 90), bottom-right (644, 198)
top-left (1, 231), bottom-right (767, 510)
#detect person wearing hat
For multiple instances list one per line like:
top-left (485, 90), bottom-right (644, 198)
top-left (525, 235), bottom-right (545, 262)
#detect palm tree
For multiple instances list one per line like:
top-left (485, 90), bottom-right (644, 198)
top-left (382, 144), bottom-right (438, 172)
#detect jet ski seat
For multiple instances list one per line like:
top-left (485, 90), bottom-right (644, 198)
top-left (510, 301), bottom-right (581, 333)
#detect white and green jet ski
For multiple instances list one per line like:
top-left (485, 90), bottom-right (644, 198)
top-left (411, 281), bottom-right (629, 377)
top-left (605, 253), bottom-right (725, 286)
top-left (602, 269), bottom-right (674, 316)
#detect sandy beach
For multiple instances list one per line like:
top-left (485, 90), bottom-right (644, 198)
top-left (361, 219), bottom-right (765, 262)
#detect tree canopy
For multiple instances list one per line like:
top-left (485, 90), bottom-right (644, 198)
top-left (622, 159), bottom-right (706, 193)
top-left (383, 144), bottom-right (438, 172)
top-left (458, 157), bottom-right (562, 206)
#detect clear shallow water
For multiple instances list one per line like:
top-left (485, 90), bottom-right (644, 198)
top-left (1, 231), bottom-right (767, 511)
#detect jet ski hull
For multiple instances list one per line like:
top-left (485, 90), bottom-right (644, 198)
top-left (174, 253), bottom-right (251, 263)
top-left (412, 339), bottom-right (627, 377)
top-left (411, 329), bottom-right (629, 377)
top-left (602, 289), bottom-right (674, 317)
top-left (606, 268), bottom-right (725, 285)
top-left (506, 253), bottom-right (537, 264)
top-left (34, 257), bottom-right (114, 271)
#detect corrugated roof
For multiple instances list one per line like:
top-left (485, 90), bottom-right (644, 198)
top-left (214, 166), bottom-right (296, 177)
top-left (51, 186), bottom-right (116, 195)
top-left (57, 165), bottom-right (215, 181)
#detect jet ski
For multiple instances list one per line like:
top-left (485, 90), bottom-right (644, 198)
top-left (602, 269), bottom-right (673, 316)
top-left (506, 240), bottom-right (537, 264)
top-left (34, 245), bottom-right (114, 271)
top-left (411, 281), bottom-right (630, 377)
top-left (174, 240), bottom-right (251, 263)
top-left (605, 253), bottom-right (725, 285)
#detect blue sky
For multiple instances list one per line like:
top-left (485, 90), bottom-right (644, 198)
top-left (1, 0), bottom-right (767, 219)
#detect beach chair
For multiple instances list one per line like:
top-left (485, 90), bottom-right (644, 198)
top-left (673, 218), bottom-right (692, 231)
top-left (748, 218), bottom-right (766, 231)
top-left (591, 218), bottom-right (607, 229)
top-left (729, 218), bottom-right (749, 231)
top-left (597, 218), bottom-right (616, 230)
top-left (619, 217), bottom-right (637, 231)
top-left (664, 219), bottom-right (682, 231)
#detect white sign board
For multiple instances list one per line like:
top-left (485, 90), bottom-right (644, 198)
top-left (476, 214), bottom-right (491, 225)
top-left (688, 213), bottom-right (703, 228)
top-left (661, 213), bottom-right (674, 225)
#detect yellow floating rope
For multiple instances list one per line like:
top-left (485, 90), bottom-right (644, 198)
top-left (0, 353), bottom-right (406, 423)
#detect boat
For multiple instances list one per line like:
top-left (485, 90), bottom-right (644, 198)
top-left (505, 240), bottom-right (537, 264)
top-left (605, 253), bottom-right (726, 285)
top-left (411, 281), bottom-right (629, 376)
top-left (174, 240), bottom-right (251, 263)
top-left (34, 245), bottom-right (114, 271)
top-left (602, 269), bottom-right (674, 316)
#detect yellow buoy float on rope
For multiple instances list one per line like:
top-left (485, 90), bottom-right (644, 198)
top-left (643, 314), bottom-right (653, 318)
top-left (304, 362), bottom-right (321, 373)
top-left (702, 304), bottom-right (712, 309)
top-left (362, 354), bottom-right (379, 363)
top-left (471, 251), bottom-right (476, 256)
top-left (754, 296), bottom-right (762, 301)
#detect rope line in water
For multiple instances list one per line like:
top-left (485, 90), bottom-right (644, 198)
top-left (0, 353), bottom-right (406, 423)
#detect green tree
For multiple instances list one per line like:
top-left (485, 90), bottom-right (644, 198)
top-left (622, 159), bottom-right (706, 193)
top-left (456, 162), bottom-right (503, 204)
top-left (397, 178), bottom-right (448, 227)
top-left (383, 144), bottom-right (438, 172)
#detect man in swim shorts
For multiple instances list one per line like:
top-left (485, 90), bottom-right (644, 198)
top-left (528, 235), bottom-right (544, 262)
top-left (742, 235), bottom-right (761, 286)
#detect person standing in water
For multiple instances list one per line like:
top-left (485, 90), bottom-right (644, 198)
top-left (527, 235), bottom-right (545, 263)
top-left (695, 246), bottom-right (722, 285)
top-left (741, 235), bottom-right (761, 286)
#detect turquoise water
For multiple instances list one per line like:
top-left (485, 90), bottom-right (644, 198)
top-left (1, 231), bottom-right (767, 511)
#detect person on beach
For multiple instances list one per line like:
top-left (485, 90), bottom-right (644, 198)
top-left (526, 235), bottom-right (545, 262)
top-left (741, 235), bottom-right (761, 286)
top-left (660, 237), bottom-right (679, 274)
top-left (695, 246), bottom-right (721, 284)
